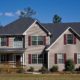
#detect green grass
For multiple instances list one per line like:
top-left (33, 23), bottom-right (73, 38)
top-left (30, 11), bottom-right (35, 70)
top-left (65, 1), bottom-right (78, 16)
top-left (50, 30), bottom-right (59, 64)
top-left (0, 74), bottom-right (80, 80)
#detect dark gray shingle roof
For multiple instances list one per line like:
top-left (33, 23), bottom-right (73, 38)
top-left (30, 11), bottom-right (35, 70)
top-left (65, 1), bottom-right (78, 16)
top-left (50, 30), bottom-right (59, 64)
top-left (0, 17), bottom-right (35, 35)
top-left (42, 22), bottom-right (80, 44)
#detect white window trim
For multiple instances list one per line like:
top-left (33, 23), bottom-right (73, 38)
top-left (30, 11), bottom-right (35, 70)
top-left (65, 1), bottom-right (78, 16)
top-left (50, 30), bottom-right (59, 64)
top-left (77, 53), bottom-right (80, 64)
top-left (31, 36), bottom-right (44, 45)
top-left (66, 34), bottom-right (74, 44)
top-left (57, 53), bottom-right (64, 64)
top-left (31, 54), bottom-right (44, 64)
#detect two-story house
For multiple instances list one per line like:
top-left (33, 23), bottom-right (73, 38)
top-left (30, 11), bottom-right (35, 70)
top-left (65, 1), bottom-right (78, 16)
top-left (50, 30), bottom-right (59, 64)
top-left (0, 17), bottom-right (80, 71)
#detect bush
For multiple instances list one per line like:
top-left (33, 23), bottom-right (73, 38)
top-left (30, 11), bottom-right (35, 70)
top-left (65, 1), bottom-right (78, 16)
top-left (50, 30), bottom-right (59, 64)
top-left (39, 66), bottom-right (48, 73)
top-left (28, 67), bottom-right (34, 72)
top-left (16, 67), bottom-right (24, 73)
top-left (65, 59), bottom-right (75, 71)
top-left (50, 65), bottom-right (58, 72)
top-left (75, 66), bottom-right (80, 72)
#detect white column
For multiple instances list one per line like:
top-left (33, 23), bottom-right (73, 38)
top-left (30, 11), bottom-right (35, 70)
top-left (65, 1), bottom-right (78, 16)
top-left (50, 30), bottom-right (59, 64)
top-left (0, 54), bottom-right (1, 63)
top-left (22, 53), bottom-right (25, 66)
top-left (12, 54), bottom-right (15, 67)
top-left (48, 51), bottom-right (49, 70)
top-left (20, 54), bottom-right (23, 63)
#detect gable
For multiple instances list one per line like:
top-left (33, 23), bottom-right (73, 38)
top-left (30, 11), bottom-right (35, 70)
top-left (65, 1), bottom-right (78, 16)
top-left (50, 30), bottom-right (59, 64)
top-left (42, 23), bottom-right (80, 44)
top-left (46, 27), bottom-right (80, 51)
top-left (25, 22), bottom-right (49, 36)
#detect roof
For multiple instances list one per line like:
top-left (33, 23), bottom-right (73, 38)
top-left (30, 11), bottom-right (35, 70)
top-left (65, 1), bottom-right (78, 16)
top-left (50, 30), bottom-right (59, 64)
top-left (0, 17), bottom-right (35, 35)
top-left (0, 17), bottom-right (80, 45)
top-left (42, 22), bottom-right (80, 44)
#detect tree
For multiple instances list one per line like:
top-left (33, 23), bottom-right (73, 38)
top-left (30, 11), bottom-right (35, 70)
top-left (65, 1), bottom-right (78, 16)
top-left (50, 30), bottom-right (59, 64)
top-left (53, 14), bottom-right (62, 23)
top-left (19, 7), bottom-right (36, 18)
top-left (65, 59), bottom-right (75, 71)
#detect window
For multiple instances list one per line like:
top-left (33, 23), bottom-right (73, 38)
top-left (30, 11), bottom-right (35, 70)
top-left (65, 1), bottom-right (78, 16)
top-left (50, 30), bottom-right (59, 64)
top-left (57, 54), bottom-right (64, 64)
top-left (77, 54), bottom-right (80, 64)
top-left (32, 36), bottom-right (44, 45)
top-left (1, 37), bottom-right (7, 46)
top-left (29, 54), bottom-right (44, 64)
top-left (67, 34), bottom-right (73, 44)
top-left (0, 54), bottom-right (12, 63)
top-left (14, 36), bottom-right (23, 48)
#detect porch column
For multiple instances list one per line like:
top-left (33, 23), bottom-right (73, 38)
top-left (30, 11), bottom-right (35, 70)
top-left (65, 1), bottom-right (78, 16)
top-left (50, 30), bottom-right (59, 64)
top-left (0, 54), bottom-right (1, 63)
top-left (48, 51), bottom-right (49, 70)
top-left (13, 54), bottom-right (15, 66)
top-left (22, 53), bottom-right (25, 66)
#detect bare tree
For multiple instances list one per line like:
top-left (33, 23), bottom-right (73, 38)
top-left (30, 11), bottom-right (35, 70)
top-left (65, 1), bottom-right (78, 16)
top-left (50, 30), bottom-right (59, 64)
top-left (19, 7), bottom-right (36, 18)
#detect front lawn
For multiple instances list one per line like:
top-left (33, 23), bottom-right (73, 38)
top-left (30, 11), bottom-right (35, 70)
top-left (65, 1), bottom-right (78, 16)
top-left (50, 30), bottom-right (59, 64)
top-left (0, 74), bottom-right (80, 80)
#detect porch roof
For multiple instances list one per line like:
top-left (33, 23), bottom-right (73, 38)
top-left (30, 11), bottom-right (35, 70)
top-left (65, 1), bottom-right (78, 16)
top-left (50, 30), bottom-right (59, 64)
top-left (0, 48), bottom-right (26, 53)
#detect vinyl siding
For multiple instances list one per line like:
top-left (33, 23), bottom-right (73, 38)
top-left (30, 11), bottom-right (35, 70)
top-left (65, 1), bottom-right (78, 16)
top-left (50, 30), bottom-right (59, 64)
top-left (24, 23), bottom-right (50, 70)
top-left (48, 30), bottom-right (80, 71)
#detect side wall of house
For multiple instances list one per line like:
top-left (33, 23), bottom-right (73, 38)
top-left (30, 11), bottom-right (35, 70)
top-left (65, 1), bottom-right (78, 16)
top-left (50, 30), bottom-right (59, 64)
top-left (48, 29), bottom-right (80, 71)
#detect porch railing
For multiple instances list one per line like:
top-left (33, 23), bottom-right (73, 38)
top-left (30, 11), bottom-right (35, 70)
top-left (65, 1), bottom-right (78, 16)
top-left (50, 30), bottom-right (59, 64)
top-left (0, 61), bottom-right (25, 68)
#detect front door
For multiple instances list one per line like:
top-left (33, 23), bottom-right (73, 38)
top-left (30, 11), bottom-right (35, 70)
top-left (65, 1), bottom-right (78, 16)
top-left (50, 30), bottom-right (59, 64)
top-left (16, 55), bottom-right (21, 67)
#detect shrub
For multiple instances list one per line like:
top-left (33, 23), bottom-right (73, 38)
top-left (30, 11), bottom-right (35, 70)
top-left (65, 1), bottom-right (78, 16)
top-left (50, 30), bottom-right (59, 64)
top-left (65, 59), bottom-right (75, 71)
top-left (75, 66), bottom-right (80, 72)
top-left (50, 65), bottom-right (58, 72)
top-left (16, 67), bottom-right (24, 73)
top-left (39, 66), bottom-right (48, 73)
top-left (28, 67), bottom-right (34, 72)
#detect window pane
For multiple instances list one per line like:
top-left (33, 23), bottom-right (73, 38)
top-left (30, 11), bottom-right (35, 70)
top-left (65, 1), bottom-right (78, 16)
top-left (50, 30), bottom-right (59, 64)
top-left (57, 54), bottom-right (64, 64)
top-left (38, 36), bottom-right (44, 45)
top-left (32, 41), bottom-right (37, 45)
top-left (32, 36), bottom-right (37, 41)
top-left (1, 37), bottom-right (7, 46)
top-left (32, 54), bottom-right (37, 64)
top-left (14, 36), bottom-right (22, 41)
top-left (38, 36), bottom-right (44, 41)
top-left (38, 41), bottom-right (44, 45)
top-left (38, 54), bottom-right (43, 64)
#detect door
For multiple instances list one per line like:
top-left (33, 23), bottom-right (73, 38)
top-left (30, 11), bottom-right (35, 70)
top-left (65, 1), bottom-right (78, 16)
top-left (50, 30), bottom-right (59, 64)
top-left (16, 55), bottom-right (21, 67)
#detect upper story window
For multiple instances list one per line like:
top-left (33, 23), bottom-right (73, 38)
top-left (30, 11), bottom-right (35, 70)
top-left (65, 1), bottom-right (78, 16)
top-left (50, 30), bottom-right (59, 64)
top-left (28, 36), bottom-right (46, 46)
top-left (13, 36), bottom-right (23, 48)
top-left (32, 36), bottom-right (44, 45)
top-left (1, 37), bottom-right (8, 46)
top-left (64, 34), bottom-right (76, 45)
top-left (67, 34), bottom-right (73, 44)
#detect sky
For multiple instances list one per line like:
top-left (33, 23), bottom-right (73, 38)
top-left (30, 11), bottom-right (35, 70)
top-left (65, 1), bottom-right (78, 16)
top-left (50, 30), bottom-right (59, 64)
top-left (0, 0), bottom-right (80, 25)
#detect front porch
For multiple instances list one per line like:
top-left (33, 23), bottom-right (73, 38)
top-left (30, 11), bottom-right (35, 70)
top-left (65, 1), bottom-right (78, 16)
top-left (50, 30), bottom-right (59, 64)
top-left (0, 48), bottom-right (26, 68)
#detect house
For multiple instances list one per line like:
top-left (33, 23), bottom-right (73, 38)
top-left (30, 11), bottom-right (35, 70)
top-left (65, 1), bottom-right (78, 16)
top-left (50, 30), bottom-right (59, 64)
top-left (0, 17), bottom-right (80, 71)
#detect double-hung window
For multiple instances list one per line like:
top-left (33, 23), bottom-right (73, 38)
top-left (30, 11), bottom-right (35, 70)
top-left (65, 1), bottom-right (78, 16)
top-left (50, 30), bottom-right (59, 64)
top-left (28, 54), bottom-right (44, 64)
top-left (32, 36), bottom-right (44, 45)
top-left (64, 34), bottom-right (76, 45)
top-left (57, 54), bottom-right (64, 64)
top-left (77, 53), bottom-right (80, 64)
top-left (67, 34), bottom-right (73, 44)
